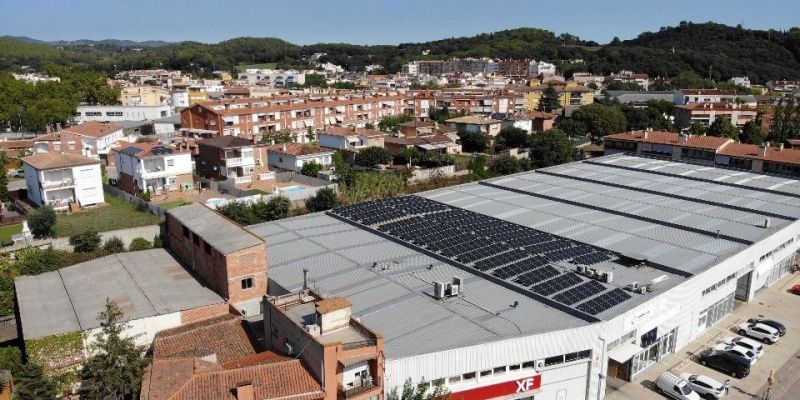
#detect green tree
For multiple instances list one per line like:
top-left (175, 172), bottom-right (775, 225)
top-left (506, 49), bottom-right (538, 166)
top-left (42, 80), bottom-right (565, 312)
top-left (491, 155), bottom-right (522, 175)
top-left (217, 201), bottom-right (257, 225)
top-left (497, 127), bottom-right (529, 149)
top-left (102, 237), bottom-right (126, 254)
top-left (354, 146), bottom-right (392, 168)
top-left (556, 118), bottom-right (588, 137)
top-left (470, 155), bottom-right (487, 178)
top-left (79, 299), bottom-right (146, 400)
top-left (13, 361), bottom-right (57, 400)
top-left (0, 170), bottom-right (9, 204)
top-left (768, 97), bottom-right (800, 144)
top-left (70, 229), bottom-right (102, 253)
top-left (306, 187), bottom-right (338, 212)
top-left (606, 81), bottom-right (645, 91)
top-left (27, 205), bottom-right (57, 238)
top-left (571, 104), bottom-right (627, 137)
top-left (304, 128), bottom-right (316, 142)
top-left (537, 85), bottom-right (561, 112)
top-left (740, 120), bottom-right (766, 144)
top-left (265, 196), bottom-right (291, 220)
top-left (529, 129), bottom-right (579, 167)
top-left (304, 73), bottom-right (327, 87)
top-left (260, 129), bottom-right (294, 144)
top-left (458, 130), bottom-right (488, 153)
top-left (707, 118), bottom-right (739, 139)
top-left (378, 114), bottom-right (414, 133)
top-left (128, 237), bottom-right (153, 251)
top-left (688, 122), bottom-right (708, 136)
top-left (364, 122), bottom-right (375, 130)
top-left (301, 160), bottom-right (323, 177)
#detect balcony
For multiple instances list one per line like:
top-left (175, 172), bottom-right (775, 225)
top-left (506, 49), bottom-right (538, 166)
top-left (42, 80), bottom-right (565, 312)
top-left (141, 168), bottom-right (172, 179)
top-left (42, 178), bottom-right (75, 189)
top-left (338, 378), bottom-right (380, 400)
top-left (258, 171), bottom-right (276, 180)
top-left (233, 175), bottom-right (252, 184)
top-left (226, 157), bottom-right (254, 167)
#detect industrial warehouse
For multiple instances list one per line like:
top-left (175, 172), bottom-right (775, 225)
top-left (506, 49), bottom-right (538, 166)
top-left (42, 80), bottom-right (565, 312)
top-left (250, 154), bottom-right (800, 400)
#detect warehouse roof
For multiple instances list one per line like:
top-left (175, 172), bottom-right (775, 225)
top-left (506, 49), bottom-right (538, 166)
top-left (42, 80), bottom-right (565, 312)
top-left (168, 203), bottom-right (264, 254)
top-left (15, 249), bottom-right (224, 340)
top-left (252, 154), bottom-right (800, 359)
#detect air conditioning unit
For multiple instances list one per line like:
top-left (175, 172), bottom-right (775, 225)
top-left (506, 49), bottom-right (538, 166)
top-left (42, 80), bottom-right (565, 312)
top-left (305, 324), bottom-right (320, 337)
top-left (576, 266), bottom-right (587, 275)
top-left (586, 268), bottom-right (597, 278)
top-left (645, 283), bottom-right (656, 293)
top-left (452, 276), bottom-right (464, 293)
top-left (601, 271), bottom-right (613, 283)
top-left (433, 281), bottom-right (446, 299)
top-left (450, 284), bottom-right (460, 297)
top-left (535, 359), bottom-right (545, 370)
top-left (627, 282), bottom-right (639, 291)
top-left (639, 287), bottom-right (648, 295)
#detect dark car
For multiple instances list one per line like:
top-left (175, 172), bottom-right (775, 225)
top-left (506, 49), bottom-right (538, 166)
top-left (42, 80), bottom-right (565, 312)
top-left (747, 318), bottom-right (786, 336)
top-left (698, 349), bottom-right (751, 378)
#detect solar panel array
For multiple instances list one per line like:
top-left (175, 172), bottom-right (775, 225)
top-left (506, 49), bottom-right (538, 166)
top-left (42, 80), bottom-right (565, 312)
top-left (122, 146), bottom-right (144, 156)
top-left (331, 196), bottom-right (634, 318)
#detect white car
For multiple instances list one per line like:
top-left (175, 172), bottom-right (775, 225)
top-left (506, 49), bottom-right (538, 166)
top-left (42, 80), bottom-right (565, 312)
top-left (723, 336), bottom-right (764, 358)
top-left (680, 373), bottom-right (726, 399)
top-left (656, 371), bottom-right (701, 400)
top-left (714, 343), bottom-right (757, 365)
top-left (737, 322), bottom-right (780, 344)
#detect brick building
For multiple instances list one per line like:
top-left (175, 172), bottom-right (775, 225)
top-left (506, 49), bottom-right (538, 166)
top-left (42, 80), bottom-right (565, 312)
top-left (166, 204), bottom-right (268, 316)
top-left (196, 136), bottom-right (271, 184)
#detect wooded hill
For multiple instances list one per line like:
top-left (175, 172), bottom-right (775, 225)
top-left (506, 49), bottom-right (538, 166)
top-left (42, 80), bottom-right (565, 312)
top-left (2, 22), bottom-right (799, 83)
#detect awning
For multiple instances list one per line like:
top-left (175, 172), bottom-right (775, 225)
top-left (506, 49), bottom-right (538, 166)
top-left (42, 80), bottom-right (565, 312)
top-left (608, 342), bottom-right (642, 363)
top-left (339, 354), bottom-right (375, 368)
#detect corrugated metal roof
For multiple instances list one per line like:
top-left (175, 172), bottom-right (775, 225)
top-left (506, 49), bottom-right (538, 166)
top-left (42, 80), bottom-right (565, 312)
top-left (15, 249), bottom-right (224, 340)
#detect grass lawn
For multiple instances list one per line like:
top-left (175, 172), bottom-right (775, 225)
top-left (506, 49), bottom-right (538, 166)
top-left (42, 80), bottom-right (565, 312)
top-left (248, 189), bottom-right (270, 196)
top-left (0, 224), bottom-right (22, 243)
top-left (235, 63), bottom-right (277, 72)
top-left (53, 193), bottom-right (163, 238)
top-left (159, 199), bottom-right (193, 210)
top-left (452, 154), bottom-right (473, 162)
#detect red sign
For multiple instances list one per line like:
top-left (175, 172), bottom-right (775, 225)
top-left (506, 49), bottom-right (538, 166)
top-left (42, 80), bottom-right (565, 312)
top-left (450, 375), bottom-right (542, 400)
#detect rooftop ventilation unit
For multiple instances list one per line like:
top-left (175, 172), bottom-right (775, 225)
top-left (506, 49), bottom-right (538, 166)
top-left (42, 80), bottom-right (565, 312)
top-left (433, 281), bottom-right (446, 299)
top-left (627, 282), bottom-right (639, 292)
top-left (601, 271), bottom-right (614, 283)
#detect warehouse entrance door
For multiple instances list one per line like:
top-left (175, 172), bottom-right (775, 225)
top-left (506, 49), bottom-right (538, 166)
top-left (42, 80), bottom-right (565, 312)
top-left (735, 271), bottom-right (751, 301)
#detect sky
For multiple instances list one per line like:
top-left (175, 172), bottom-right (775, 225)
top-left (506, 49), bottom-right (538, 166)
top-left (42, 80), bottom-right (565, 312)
top-left (1, 0), bottom-right (798, 45)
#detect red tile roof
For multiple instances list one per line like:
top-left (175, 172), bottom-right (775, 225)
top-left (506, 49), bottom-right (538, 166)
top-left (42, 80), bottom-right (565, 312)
top-left (267, 143), bottom-right (334, 157)
top-left (679, 89), bottom-right (736, 96)
top-left (61, 121), bottom-right (122, 138)
top-left (604, 130), bottom-right (732, 150)
top-left (676, 103), bottom-right (757, 112)
top-left (21, 152), bottom-right (100, 170)
top-left (323, 126), bottom-right (384, 138)
top-left (153, 314), bottom-right (255, 364)
top-left (718, 143), bottom-right (800, 165)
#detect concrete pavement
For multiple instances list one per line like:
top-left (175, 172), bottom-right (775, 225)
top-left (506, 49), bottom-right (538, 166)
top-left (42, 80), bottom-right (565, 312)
top-left (605, 272), bottom-right (800, 400)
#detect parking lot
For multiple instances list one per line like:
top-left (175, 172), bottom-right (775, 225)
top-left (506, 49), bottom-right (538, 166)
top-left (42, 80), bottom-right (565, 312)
top-left (606, 272), bottom-right (800, 400)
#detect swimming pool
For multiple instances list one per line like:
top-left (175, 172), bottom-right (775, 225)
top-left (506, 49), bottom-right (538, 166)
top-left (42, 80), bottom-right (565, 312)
top-left (280, 185), bottom-right (306, 193)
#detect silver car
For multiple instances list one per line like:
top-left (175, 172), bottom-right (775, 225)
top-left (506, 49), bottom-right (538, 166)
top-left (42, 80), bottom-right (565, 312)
top-left (680, 373), bottom-right (726, 399)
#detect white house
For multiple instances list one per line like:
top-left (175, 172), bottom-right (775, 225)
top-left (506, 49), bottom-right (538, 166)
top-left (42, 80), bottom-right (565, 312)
top-left (75, 105), bottom-right (172, 123)
top-left (528, 60), bottom-right (557, 77)
top-left (115, 142), bottom-right (193, 195)
top-left (319, 126), bottom-right (385, 151)
top-left (267, 143), bottom-right (335, 173)
top-left (22, 153), bottom-right (104, 210)
top-left (33, 121), bottom-right (125, 159)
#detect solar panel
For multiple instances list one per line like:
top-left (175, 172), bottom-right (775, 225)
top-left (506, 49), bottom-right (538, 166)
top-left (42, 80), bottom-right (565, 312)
top-left (122, 146), bottom-right (144, 156)
top-left (151, 146), bottom-right (174, 155)
top-left (576, 289), bottom-right (632, 314)
top-left (530, 273), bottom-right (583, 296)
top-left (552, 280), bottom-right (607, 305)
top-left (511, 266), bottom-right (560, 285)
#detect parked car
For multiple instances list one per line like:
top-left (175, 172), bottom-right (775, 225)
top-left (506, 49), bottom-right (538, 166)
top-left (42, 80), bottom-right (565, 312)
top-left (722, 336), bottom-right (764, 358)
top-left (655, 371), bottom-right (701, 400)
top-left (713, 343), bottom-right (756, 365)
top-left (738, 322), bottom-right (780, 344)
top-left (680, 373), bottom-right (726, 399)
top-left (697, 349), bottom-right (751, 378)
top-left (747, 318), bottom-right (786, 336)
top-left (791, 284), bottom-right (800, 296)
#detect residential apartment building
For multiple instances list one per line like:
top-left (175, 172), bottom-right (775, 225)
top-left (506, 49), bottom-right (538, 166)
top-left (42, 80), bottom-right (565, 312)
top-left (181, 92), bottom-right (406, 140)
top-left (608, 70), bottom-right (651, 90)
top-left (408, 90), bottom-right (517, 117)
top-left (384, 120), bottom-right (461, 155)
top-left (524, 82), bottom-right (594, 110)
top-left (114, 142), bottom-right (193, 195)
top-left (237, 69), bottom-right (307, 87)
top-left (197, 136), bottom-right (273, 184)
top-left (74, 104), bottom-right (172, 123)
top-left (22, 153), bottom-right (104, 210)
top-left (528, 60), bottom-right (557, 77)
top-left (497, 59), bottom-right (531, 78)
top-left (729, 76), bottom-right (751, 88)
top-left (319, 126), bottom-right (385, 151)
top-left (446, 116), bottom-right (502, 137)
top-left (673, 102), bottom-right (758, 128)
top-left (33, 121), bottom-right (124, 159)
top-left (604, 130), bottom-right (800, 177)
top-left (673, 89), bottom-right (738, 105)
top-left (119, 86), bottom-right (170, 106)
top-left (166, 203), bottom-right (268, 315)
top-left (267, 143), bottom-right (335, 173)
top-left (765, 80), bottom-right (800, 93)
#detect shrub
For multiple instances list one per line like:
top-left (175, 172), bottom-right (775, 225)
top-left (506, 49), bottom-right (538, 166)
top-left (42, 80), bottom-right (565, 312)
top-left (306, 187), bottom-right (338, 212)
top-left (354, 146), bottom-right (392, 168)
top-left (300, 160), bottom-right (323, 177)
top-left (153, 234), bottom-right (163, 248)
top-left (27, 205), bottom-right (57, 237)
top-left (128, 237), bottom-right (153, 251)
top-left (139, 191), bottom-right (151, 202)
top-left (265, 196), bottom-right (291, 221)
top-left (135, 200), bottom-right (149, 212)
top-left (490, 155), bottom-right (523, 175)
top-left (102, 236), bottom-right (125, 254)
top-left (69, 230), bottom-right (102, 253)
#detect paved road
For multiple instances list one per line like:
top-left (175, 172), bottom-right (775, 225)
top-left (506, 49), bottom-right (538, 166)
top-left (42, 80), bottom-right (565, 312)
top-left (761, 346), bottom-right (800, 400)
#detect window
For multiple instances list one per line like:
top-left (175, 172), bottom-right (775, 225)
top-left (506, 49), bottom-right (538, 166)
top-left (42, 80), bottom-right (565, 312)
top-left (68, 141), bottom-right (76, 150)
top-left (447, 376), bottom-right (460, 384)
top-left (521, 361), bottom-right (536, 370)
top-left (461, 372), bottom-right (476, 382)
top-left (54, 143), bottom-right (61, 151)
top-left (182, 226), bottom-right (189, 238)
top-left (479, 370), bottom-right (491, 377)
top-left (508, 364), bottom-right (521, 372)
top-left (493, 366), bottom-right (506, 375)
top-left (167, 159), bottom-right (175, 167)
top-left (241, 277), bottom-right (254, 290)
top-left (544, 355), bottom-right (564, 366)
